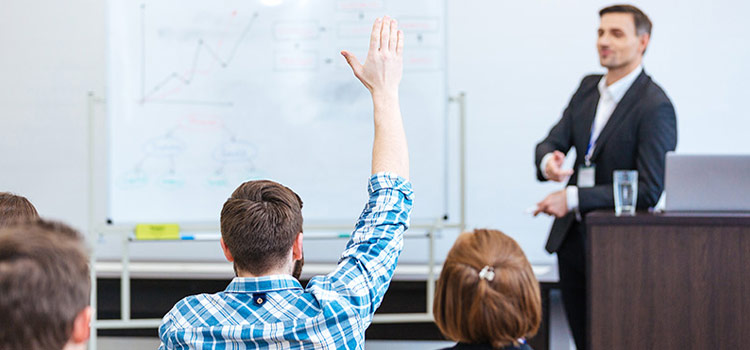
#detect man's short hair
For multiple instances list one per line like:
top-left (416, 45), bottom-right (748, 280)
top-left (0, 192), bottom-right (39, 228)
top-left (600, 4), bottom-right (652, 36)
top-left (434, 229), bottom-right (542, 348)
top-left (0, 220), bottom-right (90, 350)
top-left (221, 180), bottom-right (303, 275)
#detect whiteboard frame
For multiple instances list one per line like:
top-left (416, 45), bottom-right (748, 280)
top-left (103, 0), bottom-right (456, 228)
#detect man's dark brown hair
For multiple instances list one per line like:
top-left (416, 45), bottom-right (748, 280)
top-left (221, 180), bottom-right (303, 275)
top-left (600, 4), bottom-right (652, 36)
top-left (434, 229), bottom-right (541, 348)
top-left (0, 220), bottom-right (90, 350)
top-left (0, 192), bottom-right (39, 228)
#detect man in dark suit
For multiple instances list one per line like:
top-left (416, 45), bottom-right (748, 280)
top-left (533, 5), bottom-right (677, 349)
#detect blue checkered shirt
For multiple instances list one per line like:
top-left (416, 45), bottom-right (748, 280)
top-left (158, 172), bottom-right (413, 349)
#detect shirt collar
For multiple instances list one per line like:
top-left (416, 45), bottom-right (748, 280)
top-left (598, 65), bottom-right (643, 103)
top-left (225, 275), bottom-right (303, 293)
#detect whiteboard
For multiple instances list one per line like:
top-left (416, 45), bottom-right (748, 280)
top-left (107, 0), bottom-right (448, 225)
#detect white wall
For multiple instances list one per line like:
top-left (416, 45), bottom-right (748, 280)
top-left (0, 0), bottom-right (105, 231)
top-left (2, 0), bottom-right (749, 265)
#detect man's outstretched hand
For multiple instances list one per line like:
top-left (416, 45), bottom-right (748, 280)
top-left (341, 16), bottom-right (403, 98)
top-left (534, 189), bottom-right (568, 218)
top-left (545, 150), bottom-right (574, 182)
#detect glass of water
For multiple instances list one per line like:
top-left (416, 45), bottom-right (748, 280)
top-left (613, 170), bottom-right (638, 216)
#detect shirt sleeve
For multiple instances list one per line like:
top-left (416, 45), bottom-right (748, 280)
top-left (157, 313), bottom-right (173, 350)
top-left (311, 172), bottom-right (413, 326)
top-left (566, 185), bottom-right (579, 212)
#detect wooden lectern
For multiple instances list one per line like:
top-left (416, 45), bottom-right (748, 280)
top-left (587, 211), bottom-right (750, 349)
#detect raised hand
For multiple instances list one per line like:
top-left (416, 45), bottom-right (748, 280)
top-left (341, 16), bottom-right (404, 98)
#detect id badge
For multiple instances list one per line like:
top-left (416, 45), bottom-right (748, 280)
top-left (578, 164), bottom-right (596, 188)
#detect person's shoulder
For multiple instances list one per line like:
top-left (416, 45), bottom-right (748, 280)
top-left (631, 72), bottom-right (674, 117)
top-left (306, 270), bottom-right (368, 306)
top-left (163, 292), bottom-right (225, 326)
top-left (581, 73), bottom-right (604, 86)
top-left (641, 73), bottom-right (672, 104)
top-left (570, 74), bottom-right (603, 97)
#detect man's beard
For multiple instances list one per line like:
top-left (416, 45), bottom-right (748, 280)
top-left (292, 254), bottom-right (304, 280)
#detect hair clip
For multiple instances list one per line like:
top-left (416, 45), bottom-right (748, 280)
top-left (478, 265), bottom-right (495, 282)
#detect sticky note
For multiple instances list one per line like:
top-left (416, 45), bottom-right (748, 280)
top-left (134, 224), bottom-right (180, 240)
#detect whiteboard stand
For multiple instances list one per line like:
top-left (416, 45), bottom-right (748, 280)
top-left (87, 92), bottom-right (468, 349)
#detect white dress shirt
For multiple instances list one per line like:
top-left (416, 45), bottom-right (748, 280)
top-left (541, 65), bottom-right (643, 212)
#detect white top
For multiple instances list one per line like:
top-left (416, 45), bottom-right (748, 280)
top-left (540, 65), bottom-right (643, 212)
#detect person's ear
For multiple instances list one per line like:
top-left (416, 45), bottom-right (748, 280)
top-left (70, 306), bottom-right (92, 344)
top-left (220, 238), bottom-right (234, 262)
top-left (292, 232), bottom-right (303, 260)
top-left (639, 33), bottom-right (650, 55)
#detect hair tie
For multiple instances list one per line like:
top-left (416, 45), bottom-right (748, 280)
top-left (478, 265), bottom-right (495, 282)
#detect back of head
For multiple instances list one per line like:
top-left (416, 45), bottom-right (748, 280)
top-left (434, 229), bottom-right (541, 348)
top-left (0, 192), bottom-right (39, 228)
top-left (221, 180), bottom-right (303, 275)
top-left (0, 220), bottom-right (90, 350)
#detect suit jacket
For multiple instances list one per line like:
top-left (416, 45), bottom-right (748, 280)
top-left (535, 70), bottom-right (677, 253)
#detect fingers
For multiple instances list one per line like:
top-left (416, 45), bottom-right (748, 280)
top-left (389, 19), bottom-right (398, 51)
top-left (369, 17), bottom-right (382, 51)
top-left (534, 198), bottom-right (548, 216)
top-left (551, 168), bottom-right (574, 178)
top-left (369, 16), bottom-right (402, 53)
top-left (533, 206), bottom-right (544, 216)
top-left (380, 16), bottom-right (391, 50)
top-left (553, 150), bottom-right (566, 165)
top-left (341, 51), bottom-right (363, 78)
top-left (396, 30), bottom-right (404, 55)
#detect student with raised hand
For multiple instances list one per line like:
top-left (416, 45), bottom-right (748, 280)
top-left (159, 15), bottom-right (409, 350)
top-left (0, 220), bottom-right (92, 350)
top-left (0, 192), bottom-right (39, 227)
top-left (434, 229), bottom-right (542, 350)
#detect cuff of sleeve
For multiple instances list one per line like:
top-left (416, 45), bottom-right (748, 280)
top-left (368, 172), bottom-right (414, 200)
top-left (566, 186), bottom-right (579, 212)
top-left (540, 153), bottom-right (554, 180)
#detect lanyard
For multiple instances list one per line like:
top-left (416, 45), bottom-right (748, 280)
top-left (584, 122), bottom-right (597, 166)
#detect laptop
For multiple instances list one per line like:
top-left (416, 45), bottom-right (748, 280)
top-left (664, 152), bottom-right (750, 212)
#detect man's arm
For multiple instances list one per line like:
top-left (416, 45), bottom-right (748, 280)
top-left (342, 16), bottom-right (408, 179)
top-left (535, 96), bottom-right (576, 182)
top-left (307, 16), bottom-right (412, 326)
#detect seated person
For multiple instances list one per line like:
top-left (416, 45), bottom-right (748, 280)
top-left (0, 220), bottom-right (92, 350)
top-left (159, 16), bottom-right (410, 349)
top-left (0, 192), bottom-right (39, 227)
top-left (434, 229), bottom-right (542, 350)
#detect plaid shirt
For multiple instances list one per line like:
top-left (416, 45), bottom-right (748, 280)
top-left (159, 172), bottom-right (413, 349)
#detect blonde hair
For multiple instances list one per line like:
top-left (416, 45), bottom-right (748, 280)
top-left (433, 229), bottom-right (541, 348)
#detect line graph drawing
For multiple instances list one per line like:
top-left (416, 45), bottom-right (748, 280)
top-left (139, 3), bottom-right (259, 106)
